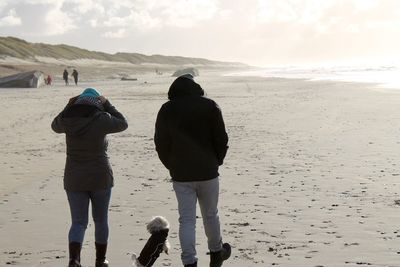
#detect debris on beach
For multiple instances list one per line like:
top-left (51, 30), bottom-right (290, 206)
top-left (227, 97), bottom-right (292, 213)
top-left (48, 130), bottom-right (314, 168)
top-left (121, 76), bottom-right (138, 81)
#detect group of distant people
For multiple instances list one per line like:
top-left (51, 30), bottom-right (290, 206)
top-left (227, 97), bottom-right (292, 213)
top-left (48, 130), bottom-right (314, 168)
top-left (45, 69), bottom-right (79, 86)
top-left (63, 69), bottom-right (79, 86)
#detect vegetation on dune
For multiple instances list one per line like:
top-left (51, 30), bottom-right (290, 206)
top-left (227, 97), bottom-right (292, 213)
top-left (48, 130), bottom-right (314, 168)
top-left (0, 36), bottom-right (244, 66)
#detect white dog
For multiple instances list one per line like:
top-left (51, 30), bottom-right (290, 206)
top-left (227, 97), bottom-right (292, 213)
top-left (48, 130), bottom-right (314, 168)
top-left (132, 216), bottom-right (170, 267)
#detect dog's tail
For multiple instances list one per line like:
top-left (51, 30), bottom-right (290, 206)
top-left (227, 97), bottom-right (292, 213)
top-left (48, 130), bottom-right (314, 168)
top-left (131, 254), bottom-right (143, 267)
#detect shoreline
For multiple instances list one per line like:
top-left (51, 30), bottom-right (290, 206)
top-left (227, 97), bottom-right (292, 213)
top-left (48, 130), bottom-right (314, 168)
top-left (224, 66), bottom-right (400, 90)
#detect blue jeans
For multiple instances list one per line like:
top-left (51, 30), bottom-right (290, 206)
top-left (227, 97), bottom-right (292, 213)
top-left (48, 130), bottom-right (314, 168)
top-left (173, 177), bottom-right (223, 265)
top-left (66, 189), bottom-right (111, 244)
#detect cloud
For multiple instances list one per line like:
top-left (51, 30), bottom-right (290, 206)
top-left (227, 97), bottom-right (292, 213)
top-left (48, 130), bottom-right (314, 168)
top-left (102, 28), bottom-right (127, 38)
top-left (25, 0), bottom-right (63, 4)
top-left (0, 8), bottom-right (22, 27)
top-left (0, 0), bottom-right (11, 13)
top-left (1, 0), bottom-right (400, 66)
top-left (0, 0), bottom-right (76, 35)
top-left (352, 0), bottom-right (379, 12)
top-left (89, 19), bottom-right (98, 27)
top-left (256, 0), bottom-right (336, 24)
top-left (44, 2), bottom-right (76, 35)
top-left (100, 0), bottom-right (218, 29)
top-left (103, 10), bottom-right (159, 28)
top-left (159, 0), bottom-right (219, 27)
top-left (129, 10), bottom-right (161, 29)
top-left (68, 0), bottom-right (105, 15)
top-left (218, 9), bottom-right (233, 20)
top-left (104, 0), bottom-right (136, 11)
top-left (0, 0), bottom-right (220, 37)
top-left (254, 0), bottom-right (400, 36)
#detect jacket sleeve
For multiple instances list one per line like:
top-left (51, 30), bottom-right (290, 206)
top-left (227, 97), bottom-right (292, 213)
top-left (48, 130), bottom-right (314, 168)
top-left (51, 103), bottom-right (71, 133)
top-left (51, 96), bottom-right (79, 134)
top-left (154, 105), bottom-right (171, 169)
top-left (99, 100), bottom-right (128, 134)
top-left (51, 111), bottom-right (65, 133)
top-left (212, 103), bottom-right (229, 165)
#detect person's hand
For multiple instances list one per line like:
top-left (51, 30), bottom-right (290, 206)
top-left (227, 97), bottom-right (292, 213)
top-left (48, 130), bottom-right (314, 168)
top-left (98, 95), bottom-right (107, 104)
top-left (68, 96), bottom-right (79, 105)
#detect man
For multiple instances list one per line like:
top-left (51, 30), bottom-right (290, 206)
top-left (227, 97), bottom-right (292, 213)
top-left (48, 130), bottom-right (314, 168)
top-left (154, 74), bottom-right (231, 267)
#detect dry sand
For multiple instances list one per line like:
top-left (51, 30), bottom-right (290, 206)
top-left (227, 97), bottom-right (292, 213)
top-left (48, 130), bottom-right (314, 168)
top-left (1, 69), bottom-right (400, 267)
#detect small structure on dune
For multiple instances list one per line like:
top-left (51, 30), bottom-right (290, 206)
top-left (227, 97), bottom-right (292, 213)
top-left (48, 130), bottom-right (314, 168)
top-left (0, 70), bottom-right (45, 88)
top-left (172, 67), bottom-right (199, 77)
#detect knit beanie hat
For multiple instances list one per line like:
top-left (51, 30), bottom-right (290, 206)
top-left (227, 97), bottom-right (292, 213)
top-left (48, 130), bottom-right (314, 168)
top-left (78, 88), bottom-right (100, 98)
top-left (74, 88), bottom-right (103, 110)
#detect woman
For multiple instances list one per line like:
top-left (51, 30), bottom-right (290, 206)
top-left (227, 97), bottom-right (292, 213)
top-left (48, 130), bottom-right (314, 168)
top-left (52, 88), bottom-right (128, 267)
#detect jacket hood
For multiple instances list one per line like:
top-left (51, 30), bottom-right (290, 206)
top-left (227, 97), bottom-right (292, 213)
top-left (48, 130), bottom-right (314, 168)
top-left (168, 76), bottom-right (204, 100)
top-left (61, 105), bottom-right (100, 136)
top-left (61, 117), bottom-right (98, 136)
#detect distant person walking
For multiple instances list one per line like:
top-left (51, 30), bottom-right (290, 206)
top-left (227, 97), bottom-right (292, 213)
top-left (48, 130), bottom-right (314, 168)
top-left (63, 69), bottom-right (69, 85)
top-left (45, 74), bottom-right (52, 85)
top-left (154, 74), bottom-right (231, 267)
top-left (72, 69), bottom-right (79, 85)
top-left (51, 88), bottom-right (128, 267)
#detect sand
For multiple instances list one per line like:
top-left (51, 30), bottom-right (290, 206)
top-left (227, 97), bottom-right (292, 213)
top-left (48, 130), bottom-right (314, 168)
top-left (1, 69), bottom-right (400, 267)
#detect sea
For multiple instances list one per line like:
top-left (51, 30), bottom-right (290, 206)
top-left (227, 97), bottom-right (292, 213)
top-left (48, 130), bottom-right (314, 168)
top-left (226, 65), bottom-right (400, 89)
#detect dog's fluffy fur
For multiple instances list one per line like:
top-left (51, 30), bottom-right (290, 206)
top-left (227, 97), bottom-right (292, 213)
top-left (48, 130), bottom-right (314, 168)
top-left (132, 216), bottom-right (170, 267)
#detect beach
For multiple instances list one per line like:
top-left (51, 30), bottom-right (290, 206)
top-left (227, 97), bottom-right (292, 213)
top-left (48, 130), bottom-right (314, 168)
top-left (1, 70), bottom-right (400, 267)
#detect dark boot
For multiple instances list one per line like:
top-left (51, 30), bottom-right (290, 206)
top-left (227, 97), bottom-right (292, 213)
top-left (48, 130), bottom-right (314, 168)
top-left (184, 262), bottom-right (197, 267)
top-left (210, 243), bottom-right (231, 267)
top-left (68, 242), bottom-right (81, 267)
top-left (95, 242), bottom-right (109, 267)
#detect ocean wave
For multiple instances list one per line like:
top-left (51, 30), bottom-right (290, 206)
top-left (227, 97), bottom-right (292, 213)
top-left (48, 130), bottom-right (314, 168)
top-left (226, 65), bottom-right (400, 89)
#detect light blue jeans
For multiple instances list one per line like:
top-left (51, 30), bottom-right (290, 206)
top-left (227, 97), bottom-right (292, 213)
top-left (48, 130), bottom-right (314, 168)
top-left (66, 189), bottom-right (111, 244)
top-left (173, 177), bottom-right (223, 265)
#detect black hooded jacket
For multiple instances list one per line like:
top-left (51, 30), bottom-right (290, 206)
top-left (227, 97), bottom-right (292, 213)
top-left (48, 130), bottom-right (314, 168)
top-left (52, 100), bottom-right (128, 191)
top-left (154, 76), bottom-right (228, 182)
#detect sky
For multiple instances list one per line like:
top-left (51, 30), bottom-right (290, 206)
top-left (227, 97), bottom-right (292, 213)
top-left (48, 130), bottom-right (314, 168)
top-left (1, 0), bottom-right (400, 67)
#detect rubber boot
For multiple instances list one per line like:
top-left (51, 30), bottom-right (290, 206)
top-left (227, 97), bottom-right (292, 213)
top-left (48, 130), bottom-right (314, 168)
top-left (68, 242), bottom-right (82, 267)
top-left (209, 243), bottom-right (231, 267)
top-left (184, 262), bottom-right (197, 267)
top-left (95, 242), bottom-right (109, 267)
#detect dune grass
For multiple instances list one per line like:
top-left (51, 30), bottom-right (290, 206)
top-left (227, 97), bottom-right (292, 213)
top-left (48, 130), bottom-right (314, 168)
top-left (0, 36), bottom-right (244, 66)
